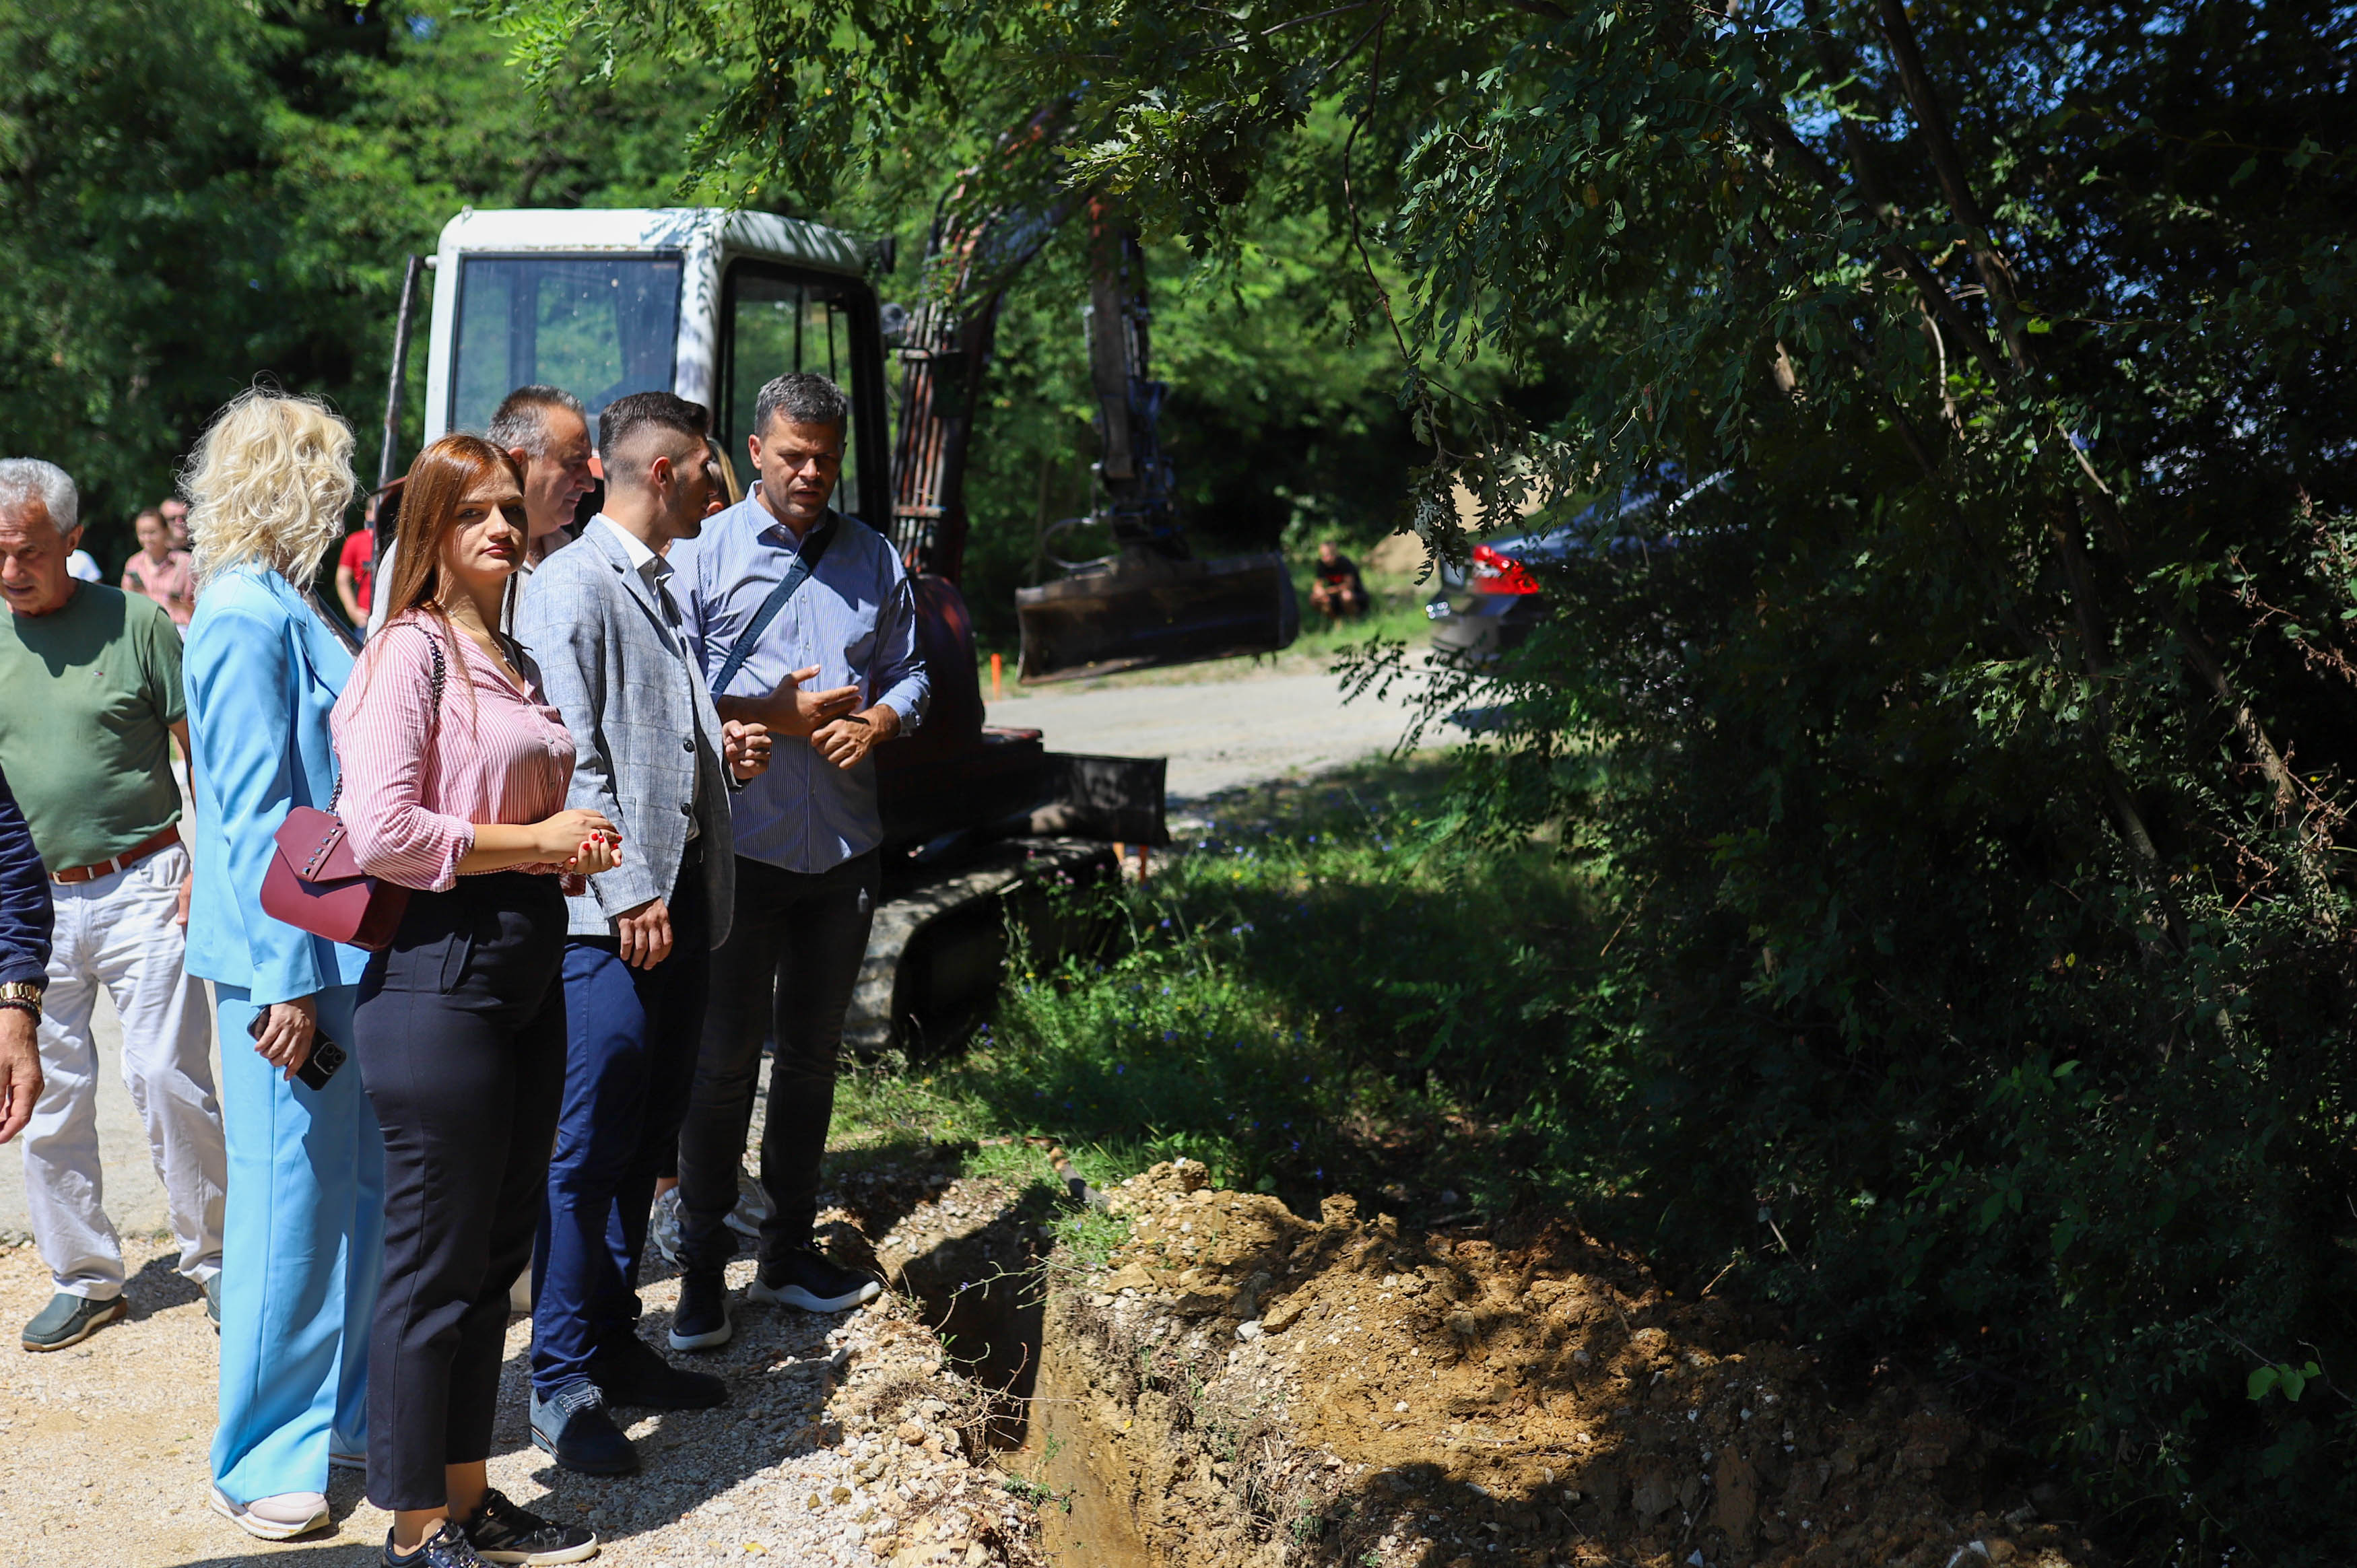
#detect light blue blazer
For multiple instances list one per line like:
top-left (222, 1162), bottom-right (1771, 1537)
top-left (184, 566), bottom-right (370, 1004)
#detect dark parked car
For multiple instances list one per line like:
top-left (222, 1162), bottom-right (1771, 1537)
top-left (1424, 473), bottom-right (1729, 663)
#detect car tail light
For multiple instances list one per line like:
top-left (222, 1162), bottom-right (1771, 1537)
top-left (1469, 543), bottom-right (1539, 594)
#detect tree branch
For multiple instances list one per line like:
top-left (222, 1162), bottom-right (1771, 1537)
top-left (1743, 106), bottom-right (2011, 385)
top-left (1873, 0), bottom-right (2030, 368)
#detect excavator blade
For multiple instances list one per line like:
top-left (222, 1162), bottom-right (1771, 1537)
top-left (1014, 551), bottom-right (1300, 683)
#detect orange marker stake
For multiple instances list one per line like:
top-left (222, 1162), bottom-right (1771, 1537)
top-left (990, 652), bottom-right (1003, 700)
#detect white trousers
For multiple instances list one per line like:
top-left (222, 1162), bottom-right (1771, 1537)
top-left (24, 842), bottom-right (226, 1299)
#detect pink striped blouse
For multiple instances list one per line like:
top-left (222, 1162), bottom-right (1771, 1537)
top-left (331, 612), bottom-right (578, 892)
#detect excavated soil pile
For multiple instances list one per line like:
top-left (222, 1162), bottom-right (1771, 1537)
top-left (1034, 1161), bottom-right (2098, 1568)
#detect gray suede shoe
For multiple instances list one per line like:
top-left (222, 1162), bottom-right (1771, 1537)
top-left (22, 1291), bottom-right (126, 1352)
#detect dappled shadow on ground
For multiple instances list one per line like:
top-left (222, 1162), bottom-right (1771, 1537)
top-left (123, 1251), bottom-right (205, 1321)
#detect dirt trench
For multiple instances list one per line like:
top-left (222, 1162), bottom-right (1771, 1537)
top-left (860, 1159), bottom-right (2107, 1568)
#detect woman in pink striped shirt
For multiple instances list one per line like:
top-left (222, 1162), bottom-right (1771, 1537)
top-left (331, 434), bottom-right (617, 1568)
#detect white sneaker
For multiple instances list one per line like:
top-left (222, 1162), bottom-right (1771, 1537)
top-left (649, 1186), bottom-right (684, 1266)
top-left (723, 1177), bottom-right (772, 1241)
top-left (209, 1484), bottom-right (329, 1540)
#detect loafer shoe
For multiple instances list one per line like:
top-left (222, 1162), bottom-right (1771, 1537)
top-left (387, 1519), bottom-right (492, 1567)
top-left (210, 1484), bottom-right (329, 1540)
top-left (589, 1334), bottom-right (727, 1410)
top-left (530, 1380), bottom-right (638, 1476)
top-left (22, 1291), bottom-right (126, 1351)
top-left (667, 1270), bottom-right (731, 1351)
top-left (748, 1248), bottom-right (881, 1314)
top-left (462, 1487), bottom-right (599, 1564)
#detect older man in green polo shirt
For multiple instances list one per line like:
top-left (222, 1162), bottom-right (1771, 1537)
top-left (0, 458), bottom-right (225, 1353)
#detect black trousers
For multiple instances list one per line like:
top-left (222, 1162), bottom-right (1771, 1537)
top-left (353, 873), bottom-right (567, 1511)
top-left (675, 850), bottom-right (878, 1272)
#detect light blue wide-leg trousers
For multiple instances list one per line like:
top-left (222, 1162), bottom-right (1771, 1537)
top-left (209, 982), bottom-right (384, 1503)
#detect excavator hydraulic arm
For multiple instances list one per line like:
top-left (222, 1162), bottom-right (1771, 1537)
top-left (885, 123), bottom-right (1296, 683)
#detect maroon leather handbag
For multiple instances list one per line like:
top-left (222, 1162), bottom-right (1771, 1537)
top-left (257, 627), bottom-right (443, 951)
top-left (261, 807), bottom-right (409, 950)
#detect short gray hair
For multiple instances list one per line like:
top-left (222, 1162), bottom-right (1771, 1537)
top-left (487, 384), bottom-right (587, 457)
top-left (0, 458), bottom-right (78, 533)
top-left (754, 372), bottom-right (849, 440)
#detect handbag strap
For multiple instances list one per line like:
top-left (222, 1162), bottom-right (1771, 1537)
top-left (327, 620), bottom-right (445, 813)
top-left (709, 516), bottom-right (838, 698)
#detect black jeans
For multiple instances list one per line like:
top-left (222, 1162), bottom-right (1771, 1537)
top-left (675, 850), bottom-right (878, 1272)
top-left (352, 873), bottom-right (567, 1512)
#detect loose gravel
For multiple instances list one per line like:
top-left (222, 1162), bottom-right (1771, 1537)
top-left (0, 1193), bottom-right (1044, 1567)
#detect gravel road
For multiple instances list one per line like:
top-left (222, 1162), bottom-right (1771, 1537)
top-left (986, 665), bottom-right (1432, 805)
top-left (0, 1213), bottom-right (1035, 1566)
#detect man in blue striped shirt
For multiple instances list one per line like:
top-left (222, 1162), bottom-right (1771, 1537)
top-left (665, 372), bottom-right (927, 1347)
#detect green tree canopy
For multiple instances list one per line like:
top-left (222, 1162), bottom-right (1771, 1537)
top-left (494, 0), bottom-right (2357, 1553)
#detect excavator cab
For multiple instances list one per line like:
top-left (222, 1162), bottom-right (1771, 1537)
top-left (422, 207), bottom-right (895, 525)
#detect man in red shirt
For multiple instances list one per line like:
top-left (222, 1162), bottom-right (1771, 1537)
top-left (333, 527), bottom-right (373, 625)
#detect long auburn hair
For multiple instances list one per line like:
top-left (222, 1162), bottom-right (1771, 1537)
top-left (376, 433), bottom-right (525, 625)
top-left (352, 433), bottom-right (527, 719)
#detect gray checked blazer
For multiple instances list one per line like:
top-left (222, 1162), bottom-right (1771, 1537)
top-left (514, 519), bottom-right (735, 943)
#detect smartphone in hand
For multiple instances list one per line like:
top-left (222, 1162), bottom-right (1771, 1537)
top-left (246, 1010), bottom-right (347, 1091)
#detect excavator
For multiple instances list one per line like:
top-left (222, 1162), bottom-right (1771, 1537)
top-left (368, 174), bottom-right (1294, 1048)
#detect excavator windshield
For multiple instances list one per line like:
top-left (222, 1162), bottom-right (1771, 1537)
top-left (449, 253), bottom-right (682, 431)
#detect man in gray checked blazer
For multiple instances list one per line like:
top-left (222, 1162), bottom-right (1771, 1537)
top-left (513, 390), bottom-right (773, 1476)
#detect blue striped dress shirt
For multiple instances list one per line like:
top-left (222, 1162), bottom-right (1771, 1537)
top-left (671, 497), bottom-right (929, 873)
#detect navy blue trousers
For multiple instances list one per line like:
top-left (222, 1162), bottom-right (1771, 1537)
top-left (531, 862), bottom-right (708, 1397)
top-left (354, 873), bottom-right (567, 1512)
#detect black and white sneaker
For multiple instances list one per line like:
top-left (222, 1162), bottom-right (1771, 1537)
top-left (461, 1488), bottom-right (599, 1565)
top-left (668, 1269), bottom-right (733, 1351)
top-left (385, 1520), bottom-right (492, 1568)
top-left (748, 1248), bottom-right (882, 1313)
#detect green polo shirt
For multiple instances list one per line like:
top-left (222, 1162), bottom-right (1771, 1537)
top-left (0, 583), bottom-right (185, 871)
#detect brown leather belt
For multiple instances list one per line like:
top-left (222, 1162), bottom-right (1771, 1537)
top-left (51, 826), bottom-right (184, 886)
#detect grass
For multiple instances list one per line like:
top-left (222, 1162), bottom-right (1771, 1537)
top-left (832, 755), bottom-right (1614, 1223)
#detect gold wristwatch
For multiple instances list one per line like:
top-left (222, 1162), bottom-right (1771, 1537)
top-left (0, 981), bottom-right (41, 1025)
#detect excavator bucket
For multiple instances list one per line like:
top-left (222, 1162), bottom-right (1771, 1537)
top-left (1014, 550), bottom-right (1300, 683)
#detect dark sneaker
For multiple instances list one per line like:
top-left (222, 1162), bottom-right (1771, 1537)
top-left (668, 1269), bottom-right (732, 1351)
top-left (748, 1248), bottom-right (882, 1313)
top-left (386, 1519), bottom-right (492, 1567)
top-left (589, 1333), bottom-right (727, 1410)
top-left (529, 1382), bottom-right (638, 1477)
top-left (204, 1274), bottom-right (221, 1334)
top-left (22, 1291), bottom-right (127, 1351)
top-left (462, 1487), bottom-right (601, 1564)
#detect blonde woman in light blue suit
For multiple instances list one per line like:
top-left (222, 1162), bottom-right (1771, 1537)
top-left (182, 391), bottom-right (381, 1542)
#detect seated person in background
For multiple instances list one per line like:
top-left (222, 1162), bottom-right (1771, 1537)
top-left (123, 506), bottom-right (197, 629)
top-left (1309, 539), bottom-right (1368, 621)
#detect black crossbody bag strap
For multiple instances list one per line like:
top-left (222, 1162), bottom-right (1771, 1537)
top-left (709, 518), bottom-right (838, 699)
